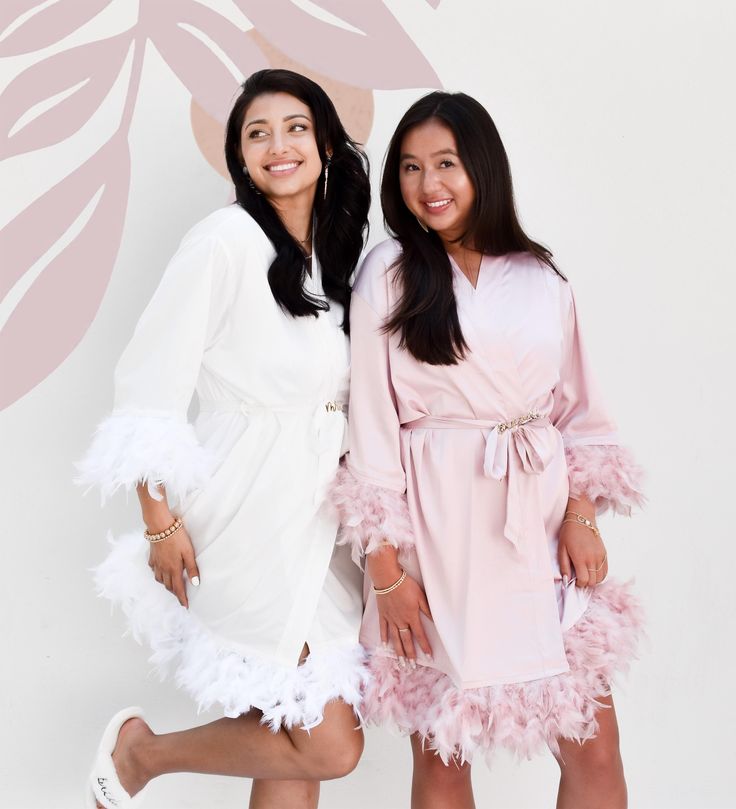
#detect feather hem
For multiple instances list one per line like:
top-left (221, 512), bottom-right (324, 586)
top-left (565, 444), bottom-right (645, 516)
top-left (75, 412), bottom-right (215, 506)
top-left (327, 464), bottom-right (415, 565)
top-left (94, 532), bottom-right (369, 730)
top-left (361, 579), bottom-right (644, 764)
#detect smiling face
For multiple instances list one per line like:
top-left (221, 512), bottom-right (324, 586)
top-left (398, 118), bottom-right (475, 244)
top-left (240, 92), bottom-right (324, 205)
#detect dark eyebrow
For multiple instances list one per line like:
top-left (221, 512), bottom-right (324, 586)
top-left (400, 149), bottom-right (458, 160)
top-left (245, 113), bottom-right (311, 128)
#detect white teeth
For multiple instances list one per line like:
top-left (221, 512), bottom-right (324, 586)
top-left (267, 162), bottom-right (299, 172)
top-left (426, 199), bottom-right (451, 209)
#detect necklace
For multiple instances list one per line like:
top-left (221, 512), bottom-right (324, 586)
top-left (455, 246), bottom-right (481, 288)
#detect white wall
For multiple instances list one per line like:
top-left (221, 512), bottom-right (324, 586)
top-left (1, 1), bottom-right (734, 807)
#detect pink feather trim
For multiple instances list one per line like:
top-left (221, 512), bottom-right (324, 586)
top-left (565, 444), bottom-right (645, 515)
top-left (361, 579), bottom-right (644, 764)
top-left (327, 464), bottom-right (415, 564)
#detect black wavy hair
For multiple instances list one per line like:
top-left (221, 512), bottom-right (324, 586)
top-left (381, 91), bottom-right (562, 364)
top-left (225, 69), bottom-right (370, 332)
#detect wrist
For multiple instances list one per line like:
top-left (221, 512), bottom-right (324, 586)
top-left (366, 547), bottom-right (402, 590)
top-left (142, 510), bottom-right (176, 534)
top-left (566, 497), bottom-right (596, 521)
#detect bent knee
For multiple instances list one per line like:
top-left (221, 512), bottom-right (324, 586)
top-left (323, 731), bottom-right (364, 779)
top-left (307, 730), bottom-right (364, 781)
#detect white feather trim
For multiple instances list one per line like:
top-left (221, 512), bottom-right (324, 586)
top-left (94, 532), bottom-right (369, 730)
top-left (75, 412), bottom-right (215, 505)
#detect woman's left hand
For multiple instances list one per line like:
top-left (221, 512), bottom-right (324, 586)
top-left (558, 517), bottom-right (608, 588)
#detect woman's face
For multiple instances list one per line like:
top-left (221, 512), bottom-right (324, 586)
top-left (240, 92), bottom-right (323, 204)
top-left (399, 119), bottom-right (475, 243)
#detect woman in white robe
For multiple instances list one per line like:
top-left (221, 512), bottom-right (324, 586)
top-left (77, 69), bottom-right (370, 809)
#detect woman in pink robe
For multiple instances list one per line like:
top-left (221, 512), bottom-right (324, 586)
top-left (331, 92), bottom-right (644, 808)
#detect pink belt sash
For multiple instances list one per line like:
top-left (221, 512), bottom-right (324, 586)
top-left (402, 412), bottom-right (558, 551)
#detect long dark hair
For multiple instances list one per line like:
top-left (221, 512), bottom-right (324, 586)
top-left (225, 69), bottom-right (370, 331)
top-left (382, 91), bottom-right (562, 364)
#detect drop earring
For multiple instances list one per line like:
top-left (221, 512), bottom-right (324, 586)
top-left (242, 165), bottom-right (261, 195)
top-left (415, 215), bottom-right (429, 233)
top-left (323, 156), bottom-right (331, 200)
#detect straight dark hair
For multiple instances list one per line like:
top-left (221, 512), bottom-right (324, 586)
top-left (225, 69), bottom-right (370, 332)
top-left (382, 91), bottom-right (563, 364)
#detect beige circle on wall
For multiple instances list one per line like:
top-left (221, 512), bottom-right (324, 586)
top-left (191, 30), bottom-right (375, 180)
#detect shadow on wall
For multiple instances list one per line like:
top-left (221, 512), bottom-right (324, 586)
top-left (0, 0), bottom-right (443, 411)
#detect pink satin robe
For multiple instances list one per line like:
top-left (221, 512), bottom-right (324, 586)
top-left (344, 239), bottom-right (629, 688)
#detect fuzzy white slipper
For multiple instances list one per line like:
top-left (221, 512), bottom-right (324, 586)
top-left (87, 706), bottom-right (145, 808)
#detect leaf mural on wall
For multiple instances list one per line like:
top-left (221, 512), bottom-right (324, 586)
top-left (0, 31), bottom-right (132, 159)
top-left (147, 1), bottom-right (268, 125)
top-left (0, 0), bottom-right (114, 57)
top-left (0, 134), bottom-right (130, 410)
top-left (233, 0), bottom-right (441, 89)
top-left (0, 0), bottom-right (442, 410)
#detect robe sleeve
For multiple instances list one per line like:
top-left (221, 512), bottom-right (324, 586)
top-left (75, 230), bottom-right (230, 505)
top-left (328, 247), bottom-right (415, 565)
top-left (551, 281), bottom-right (645, 515)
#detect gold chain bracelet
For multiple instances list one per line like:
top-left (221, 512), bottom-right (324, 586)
top-left (563, 511), bottom-right (601, 538)
top-left (374, 569), bottom-right (407, 596)
top-left (144, 516), bottom-right (183, 543)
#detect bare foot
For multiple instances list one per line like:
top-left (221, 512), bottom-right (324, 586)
top-left (96, 716), bottom-right (154, 807)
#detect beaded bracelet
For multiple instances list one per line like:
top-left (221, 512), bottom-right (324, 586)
top-left (144, 516), bottom-right (183, 543)
top-left (562, 511), bottom-right (601, 538)
top-left (374, 569), bottom-right (407, 596)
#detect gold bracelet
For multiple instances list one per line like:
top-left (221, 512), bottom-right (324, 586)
top-left (563, 511), bottom-right (601, 538)
top-left (374, 569), bottom-right (407, 596)
top-left (144, 516), bottom-right (183, 543)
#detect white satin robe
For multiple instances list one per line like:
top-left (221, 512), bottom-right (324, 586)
top-left (77, 206), bottom-right (365, 728)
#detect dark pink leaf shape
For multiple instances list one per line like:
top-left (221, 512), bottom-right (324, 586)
top-left (0, 132), bottom-right (130, 410)
top-left (148, 1), bottom-right (268, 124)
top-left (0, 0), bottom-right (114, 56)
top-left (0, 1), bottom-right (43, 37)
top-left (234, 0), bottom-right (440, 90)
top-left (0, 31), bottom-right (132, 159)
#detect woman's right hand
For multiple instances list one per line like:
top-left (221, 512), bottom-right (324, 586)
top-left (367, 547), bottom-right (433, 667)
top-left (375, 573), bottom-right (433, 667)
top-left (148, 525), bottom-right (200, 609)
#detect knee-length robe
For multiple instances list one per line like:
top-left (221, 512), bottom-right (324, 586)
top-left (331, 239), bottom-right (645, 762)
top-left (77, 206), bottom-right (366, 729)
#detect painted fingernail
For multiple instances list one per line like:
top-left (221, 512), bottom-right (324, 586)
top-left (410, 659), bottom-right (417, 670)
top-left (399, 657), bottom-right (407, 669)
top-left (562, 575), bottom-right (569, 588)
top-left (191, 576), bottom-right (200, 587)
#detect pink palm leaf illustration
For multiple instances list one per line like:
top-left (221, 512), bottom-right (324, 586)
top-left (0, 0), bottom-right (441, 411)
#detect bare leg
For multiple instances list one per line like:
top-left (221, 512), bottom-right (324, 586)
top-left (104, 643), bottom-right (362, 804)
top-left (249, 778), bottom-right (320, 809)
top-left (247, 645), bottom-right (323, 809)
top-left (410, 733), bottom-right (475, 809)
top-left (554, 694), bottom-right (627, 809)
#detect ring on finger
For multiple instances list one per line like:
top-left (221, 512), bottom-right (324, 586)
top-left (592, 555), bottom-right (607, 573)
top-left (398, 627), bottom-right (410, 633)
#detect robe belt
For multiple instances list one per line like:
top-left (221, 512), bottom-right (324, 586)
top-left (199, 398), bottom-right (347, 505)
top-left (402, 411), bottom-right (558, 551)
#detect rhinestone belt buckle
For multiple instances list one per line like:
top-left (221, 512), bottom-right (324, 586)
top-left (497, 410), bottom-right (540, 434)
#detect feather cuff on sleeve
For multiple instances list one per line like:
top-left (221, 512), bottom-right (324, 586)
top-left (75, 411), bottom-right (214, 505)
top-left (565, 444), bottom-right (645, 516)
top-left (328, 464), bottom-right (415, 565)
